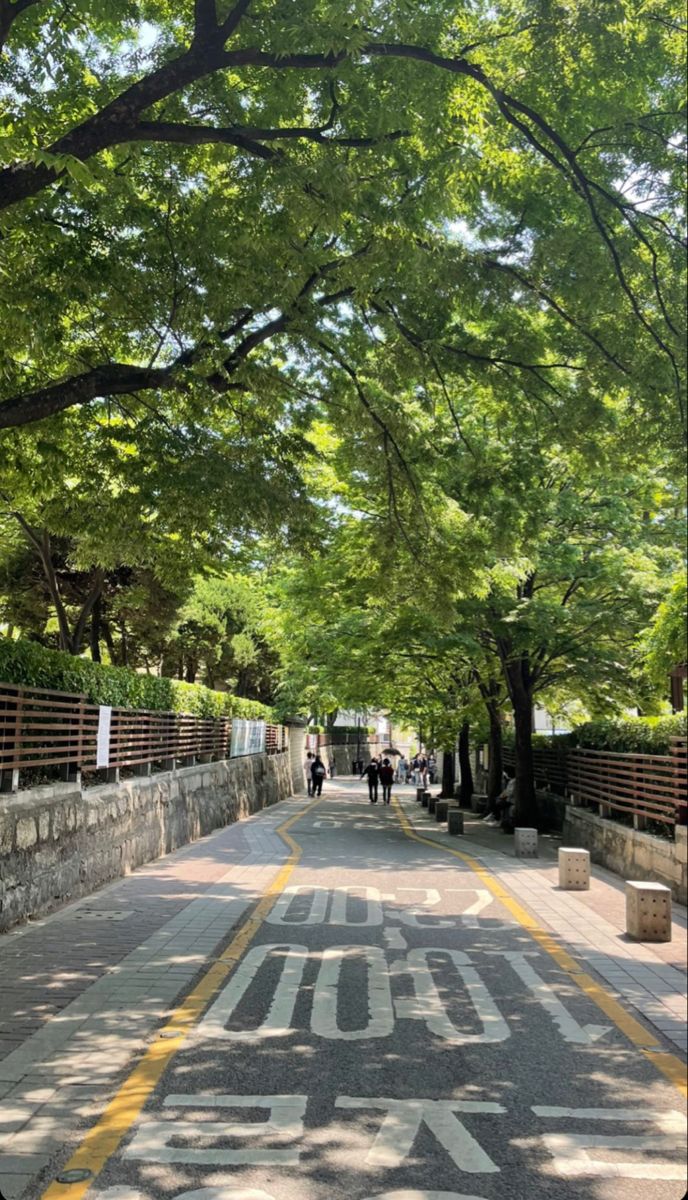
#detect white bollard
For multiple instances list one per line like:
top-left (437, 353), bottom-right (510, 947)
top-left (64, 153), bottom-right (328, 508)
top-left (558, 847), bottom-right (590, 890)
top-left (514, 827), bottom-right (538, 857)
top-left (625, 881), bottom-right (672, 942)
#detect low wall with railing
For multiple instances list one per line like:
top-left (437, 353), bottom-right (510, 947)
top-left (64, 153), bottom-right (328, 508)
top-left (502, 737), bottom-right (686, 830)
top-left (0, 678), bottom-right (297, 930)
top-left (0, 749), bottom-right (292, 931)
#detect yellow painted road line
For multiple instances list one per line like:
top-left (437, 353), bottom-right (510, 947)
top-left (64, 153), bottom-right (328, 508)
top-left (39, 795), bottom-right (321, 1200)
top-left (393, 796), bottom-right (687, 1098)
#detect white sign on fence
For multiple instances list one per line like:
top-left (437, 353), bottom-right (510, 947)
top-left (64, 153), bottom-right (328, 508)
top-left (230, 719), bottom-right (266, 758)
top-left (96, 705), bottom-right (112, 768)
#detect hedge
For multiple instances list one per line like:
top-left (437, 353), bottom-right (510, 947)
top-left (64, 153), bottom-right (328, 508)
top-left (0, 637), bottom-right (272, 721)
top-left (307, 725), bottom-right (376, 736)
top-left (570, 714), bottom-right (686, 755)
top-left (503, 714), bottom-right (686, 756)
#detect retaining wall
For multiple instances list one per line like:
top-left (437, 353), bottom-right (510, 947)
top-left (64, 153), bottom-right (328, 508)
top-left (0, 751), bottom-right (292, 931)
top-left (563, 806), bottom-right (687, 904)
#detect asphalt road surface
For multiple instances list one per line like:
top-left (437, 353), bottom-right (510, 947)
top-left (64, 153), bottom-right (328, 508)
top-left (36, 780), bottom-right (688, 1200)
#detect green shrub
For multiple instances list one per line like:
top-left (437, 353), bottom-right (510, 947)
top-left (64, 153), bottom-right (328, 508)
top-left (571, 714), bottom-right (686, 755)
top-left (306, 724), bottom-right (324, 735)
top-left (0, 637), bottom-right (272, 720)
top-left (502, 715), bottom-right (685, 755)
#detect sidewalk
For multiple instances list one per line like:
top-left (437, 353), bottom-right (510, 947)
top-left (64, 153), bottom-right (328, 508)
top-left (398, 788), bottom-right (688, 1056)
top-left (0, 795), bottom-right (307, 1199)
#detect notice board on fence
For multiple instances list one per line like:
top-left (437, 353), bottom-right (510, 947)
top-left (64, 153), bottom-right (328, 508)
top-left (230, 719), bottom-right (266, 757)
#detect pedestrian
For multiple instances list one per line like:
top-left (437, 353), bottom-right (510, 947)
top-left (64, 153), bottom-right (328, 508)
top-left (311, 755), bottom-right (327, 797)
top-left (484, 771), bottom-right (516, 829)
top-left (379, 757), bottom-right (394, 805)
top-left (328, 756), bottom-right (336, 778)
top-left (397, 755), bottom-right (407, 784)
top-left (304, 750), bottom-right (314, 796)
top-left (428, 754), bottom-right (437, 784)
top-left (362, 758), bottom-right (380, 803)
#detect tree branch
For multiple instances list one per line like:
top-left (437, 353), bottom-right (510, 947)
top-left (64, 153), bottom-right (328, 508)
top-left (0, 0), bottom-right (43, 52)
top-left (0, 252), bottom-right (364, 427)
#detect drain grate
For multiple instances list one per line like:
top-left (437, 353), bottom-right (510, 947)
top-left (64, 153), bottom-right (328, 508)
top-left (73, 909), bottom-right (133, 921)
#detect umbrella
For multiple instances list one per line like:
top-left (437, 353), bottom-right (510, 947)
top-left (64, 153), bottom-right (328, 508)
top-left (382, 747), bottom-right (402, 755)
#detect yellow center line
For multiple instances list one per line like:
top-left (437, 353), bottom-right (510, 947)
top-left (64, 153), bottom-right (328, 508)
top-left (39, 794), bottom-right (322, 1200)
top-left (393, 795), bottom-right (687, 1098)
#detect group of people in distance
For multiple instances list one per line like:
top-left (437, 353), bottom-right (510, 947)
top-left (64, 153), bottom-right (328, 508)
top-left (303, 747), bottom-right (437, 805)
top-left (395, 752), bottom-right (436, 787)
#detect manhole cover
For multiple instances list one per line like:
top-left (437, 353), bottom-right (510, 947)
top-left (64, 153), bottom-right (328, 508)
top-left (74, 910), bottom-right (132, 921)
top-left (56, 1169), bottom-right (93, 1183)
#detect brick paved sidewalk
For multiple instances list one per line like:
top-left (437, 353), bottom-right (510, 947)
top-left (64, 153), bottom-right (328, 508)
top-left (399, 790), bottom-right (688, 1057)
top-left (0, 794), bottom-right (308, 1200)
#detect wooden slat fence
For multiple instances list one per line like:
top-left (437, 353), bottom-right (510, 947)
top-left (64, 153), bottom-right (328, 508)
top-left (502, 737), bottom-right (687, 827)
top-left (568, 745), bottom-right (685, 826)
top-left (502, 745), bottom-right (568, 794)
top-left (0, 681), bottom-right (287, 791)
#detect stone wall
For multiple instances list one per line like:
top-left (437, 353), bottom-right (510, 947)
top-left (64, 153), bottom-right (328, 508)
top-left (563, 806), bottom-right (687, 904)
top-left (0, 752), bottom-right (292, 931)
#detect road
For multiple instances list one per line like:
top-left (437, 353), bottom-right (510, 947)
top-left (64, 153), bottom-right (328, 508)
top-left (16, 780), bottom-right (688, 1200)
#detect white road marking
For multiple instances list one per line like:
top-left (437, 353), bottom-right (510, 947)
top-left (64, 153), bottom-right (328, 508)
top-left (486, 951), bottom-right (611, 1044)
top-left (532, 1106), bottom-right (687, 1179)
top-left (266, 885), bottom-right (329, 926)
top-left (311, 946), bottom-right (395, 1041)
top-left (383, 927), bottom-right (408, 950)
top-left (124, 1095), bottom-right (307, 1166)
top-left (363, 1193), bottom-right (489, 1200)
top-left (335, 1097), bottom-right (503, 1172)
top-left (396, 888), bottom-right (454, 928)
top-left (398, 949), bottom-right (510, 1044)
top-left (330, 885), bottom-right (384, 926)
top-left (195, 944), bottom-right (307, 1041)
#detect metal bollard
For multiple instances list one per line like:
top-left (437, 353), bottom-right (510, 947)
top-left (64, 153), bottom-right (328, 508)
top-left (435, 800), bottom-right (449, 822)
top-left (447, 808), bottom-right (464, 835)
top-left (427, 793), bottom-right (436, 814)
top-left (421, 790), bottom-right (429, 807)
top-left (416, 787), bottom-right (425, 803)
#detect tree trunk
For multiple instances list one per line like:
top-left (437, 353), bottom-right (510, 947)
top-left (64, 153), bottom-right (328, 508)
top-left (102, 620), bottom-right (118, 665)
top-left (120, 619), bottom-right (128, 666)
top-left (510, 677), bottom-right (537, 826)
top-left (458, 721), bottom-right (473, 807)
top-left (486, 703), bottom-right (503, 804)
top-left (90, 594), bottom-right (102, 662)
top-left (69, 568), bottom-right (105, 655)
top-left (439, 743), bottom-right (456, 798)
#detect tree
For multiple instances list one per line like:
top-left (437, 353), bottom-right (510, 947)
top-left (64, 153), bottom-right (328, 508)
top-left (640, 571), bottom-right (688, 692)
top-left (0, 403), bottom-right (315, 655)
top-left (0, 0), bottom-right (683, 431)
top-left (163, 573), bottom-right (280, 700)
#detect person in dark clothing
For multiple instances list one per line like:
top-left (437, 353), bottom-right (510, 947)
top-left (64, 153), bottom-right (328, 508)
top-left (379, 758), bottom-right (394, 805)
top-left (362, 758), bottom-right (380, 802)
top-left (311, 755), bottom-right (327, 796)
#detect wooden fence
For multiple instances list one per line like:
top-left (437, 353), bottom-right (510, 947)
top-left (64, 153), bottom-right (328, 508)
top-left (502, 737), bottom-right (686, 827)
top-left (0, 681), bottom-right (287, 792)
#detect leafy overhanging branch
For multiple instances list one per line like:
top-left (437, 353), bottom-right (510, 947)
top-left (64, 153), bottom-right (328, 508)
top-left (0, 249), bottom-right (365, 428)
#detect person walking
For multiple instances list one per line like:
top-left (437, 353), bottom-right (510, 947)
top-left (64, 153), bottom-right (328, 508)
top-left (397, 755), bottom-right (408, 785)
top-left (304, 751), bottom-right (314, 796)
top-left (311, 755), bottom-right (327, 797)
top-left (379, 758), bottom-right (394, 805)
top-left (362, 758), bottom-right (380, 803)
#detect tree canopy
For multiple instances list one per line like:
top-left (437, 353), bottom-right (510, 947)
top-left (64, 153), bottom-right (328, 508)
top-left (0, 1), bottom-right (685, 821)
